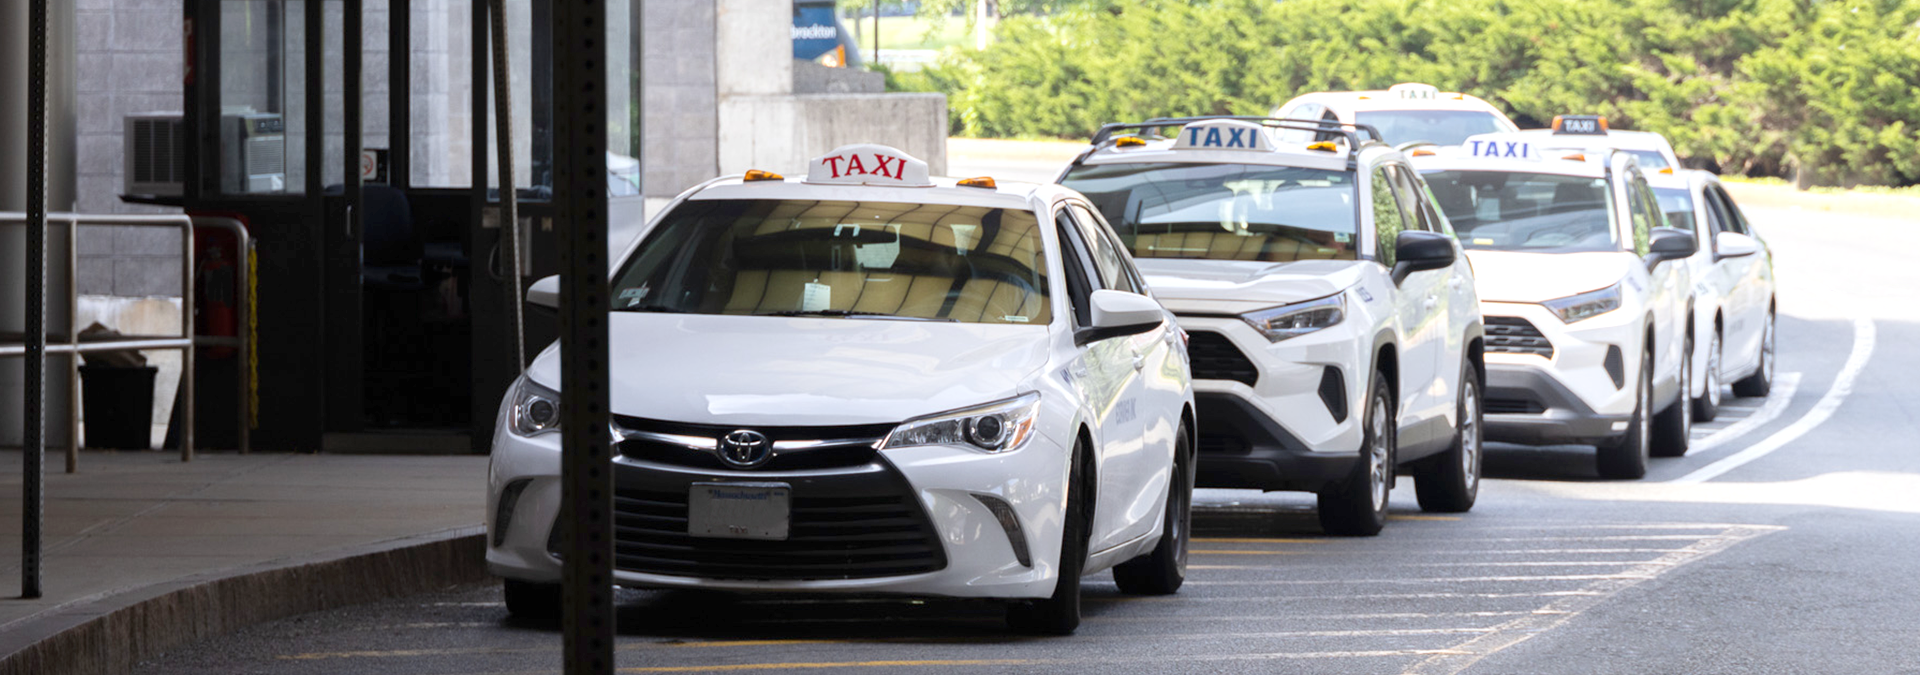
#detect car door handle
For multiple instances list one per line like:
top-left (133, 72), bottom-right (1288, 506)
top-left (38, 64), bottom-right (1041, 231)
top-left (1423, 295), bottom-right (1439, 310)
top-left (1132, 354), bottom-right (1146, 371)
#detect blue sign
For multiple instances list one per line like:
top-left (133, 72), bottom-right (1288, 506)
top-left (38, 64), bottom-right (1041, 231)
top-left (793, 4), bottom-right (841, 61)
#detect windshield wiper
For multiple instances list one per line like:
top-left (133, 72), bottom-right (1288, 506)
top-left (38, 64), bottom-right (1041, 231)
top-left (612, 304), bottom-right (693, 314)
top-left (758, 309), bottom-right (955, 322)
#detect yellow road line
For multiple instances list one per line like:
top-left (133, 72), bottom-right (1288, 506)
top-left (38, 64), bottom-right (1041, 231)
top-left (631, 640), bottom-right (848, 650)
top-left (1192, 537), bottom-right (1325, 544)
top-left (1191, 549), bottom-right (1301, 555)
top-left (1391, 515), bottom-right (1462, 522)
top-left (622, 659), bottom-right (1034, 673)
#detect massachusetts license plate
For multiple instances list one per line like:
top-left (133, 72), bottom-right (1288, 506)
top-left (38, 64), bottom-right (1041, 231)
top-left (688, 482), bottom-right (791, 540)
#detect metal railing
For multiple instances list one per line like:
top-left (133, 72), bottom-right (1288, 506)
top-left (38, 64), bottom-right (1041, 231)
top-left (2, 212), bottom-right (252, 470)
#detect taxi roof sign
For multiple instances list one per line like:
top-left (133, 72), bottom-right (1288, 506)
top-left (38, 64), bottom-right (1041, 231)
top-left (1552, 115), bottom-right (1609, 136)
top-left (804, 144), bottom-right (933, 187)
top-left (1172, 119), bottom-right (1275, 152)
top-left (1389, 82), bottom-right (1441, 100)
top-left (1464, 136), bottom-right (1543, 161)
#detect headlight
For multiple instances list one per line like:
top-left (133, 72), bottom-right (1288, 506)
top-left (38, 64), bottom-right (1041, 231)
top-left (1240, 293), bottom-right (1346, 343)
top-left (1541, 282), bottom-right (1623, 324)
top-left (880, 393), bottom-right (1042, 454)
top-left (509, 377), bottom-right (562, 436)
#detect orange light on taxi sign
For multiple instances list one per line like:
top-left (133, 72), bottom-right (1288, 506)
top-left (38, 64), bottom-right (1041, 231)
top-left (743, 169), bottom-right (785, 182)
top-left (1306, 141), bottom-right (1339, 153)
top-left (1114, 135), bottom-right (1147, 147)
top-left (1551, 115), bottom-right (1609, 135)
top-left (1659, 167), bottom-right (1675, 174)
top-left (1410, 148), bottom-right (1437, 157)
top-left (956, 176), bottom-right (998, 189)
top-left (1560, 153), bottom-right (1587, 162)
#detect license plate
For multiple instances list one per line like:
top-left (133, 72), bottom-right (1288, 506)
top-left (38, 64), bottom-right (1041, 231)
top-left (688, 482), bottom-right (790, 540)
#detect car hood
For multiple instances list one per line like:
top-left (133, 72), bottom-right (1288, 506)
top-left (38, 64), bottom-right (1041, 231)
top-left (1465, 250), bottom-right (1631, 303)
top-left (524, 314), bottom-right (1052, 426)
top-left (1136, 259), bottom-right (1365, 311)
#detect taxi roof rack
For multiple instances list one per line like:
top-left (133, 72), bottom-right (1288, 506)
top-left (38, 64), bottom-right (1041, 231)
top-left (1087, 116), bottom-right (1385, 151)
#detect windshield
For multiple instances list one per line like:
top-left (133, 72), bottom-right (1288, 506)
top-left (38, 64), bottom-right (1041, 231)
top-left (1060, 162), bottom-right (1359, 262)
top-left (1355, 110), bottom-right (1510, 146)
top-left (1422, 170), bottom-right (1619, 253)
top-left (1627, 150), bottom-right (1671, 171)
top-left (609, 199), bottom-right (1051, 325)
top-left (1653, 187), bottom-right (1696, 234)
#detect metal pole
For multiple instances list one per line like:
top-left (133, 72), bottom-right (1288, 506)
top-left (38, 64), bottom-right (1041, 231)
top-left (551, 0), bottom-right (613, 672)
top-left (871, 0), bottom-right (879, 68)
top-left (22, 0), bottom-right (48, 600)
top-left (489, 0), bottom-right (526, 371)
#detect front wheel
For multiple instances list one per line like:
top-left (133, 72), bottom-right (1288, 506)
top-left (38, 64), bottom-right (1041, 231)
top-left (1732, 311), bottom-right (1776, 398)
top-left (1693, 328), bottom-right (1722, 422)
top-left (1416, 363), bottom-right (1481, 513)
top-left (1597, 352), bottom-right (1652, 479)
top-left (1114, 428), bottom-right (1193, 595)
top-left (1006, 439), bottom-right (1090, 635)
top-left (1318, 370), bottom-right (1393, 536)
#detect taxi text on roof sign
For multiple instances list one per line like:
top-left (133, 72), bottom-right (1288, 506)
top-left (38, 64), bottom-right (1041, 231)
top-left (1389, 82), bottom-right (1440, 100)
top-left (804, 144), bottom-right (934, 187)
top-left (1466, 138), bottom-right (1541, 160)
top-left (1172, 119), bottom-right (1275, 152)
top-left (1553, 115), bottom-right (1608, 135)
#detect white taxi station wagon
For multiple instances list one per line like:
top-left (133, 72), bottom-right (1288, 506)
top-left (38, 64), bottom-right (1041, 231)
top-left (1059, 118), bottom-right (1488, 537)
top-left (1415, 133), bottom-right (1698, 480)
top-left (486, 144), bottom-right (1197, 635)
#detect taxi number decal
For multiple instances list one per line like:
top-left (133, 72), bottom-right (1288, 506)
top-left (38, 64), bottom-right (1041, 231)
top-left (1186, 126), bottom-right (1258, 149)
top-left (1467, 140), bottom-right (1535, 160)
top-left (819, 153), bottom-right (905, 181)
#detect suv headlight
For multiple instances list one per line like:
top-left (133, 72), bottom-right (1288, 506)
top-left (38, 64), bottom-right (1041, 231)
top-left (880, 393), bottom-right (1042, 454)
top-left (509, 377), bottom-right (562, 436)
top-left (1240, 293), bottom-right (1346, 342)
top-left (1541, 282), bottom-right (1623, 324)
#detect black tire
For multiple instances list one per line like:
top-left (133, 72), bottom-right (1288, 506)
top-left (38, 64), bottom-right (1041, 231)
top-left (1651, 334), bottom-right (1692, 458)
top-left (1006, 438), bottom-right (1090, 635)
top-left (503, 578), bottom-right (562, 625)
top-left (1732, 310), bottom-right (1775, 398)
top-left (1114, 428), bottom-right (1193, 595)
top-left (1597, 352), bottom-right (1652, 479)
top-left (1416, 363), bottom-right (1481, 513)
top-left (1693, 327), bottom-right (1722, 423)
top-left (1318, 370), bottom-right (1393, 536)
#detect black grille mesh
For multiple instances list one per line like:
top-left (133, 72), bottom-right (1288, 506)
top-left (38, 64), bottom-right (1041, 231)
top-left (1485, 316), bottom-right (1554, 357)
top-left (1188, 331), bottom-right (1259, 385)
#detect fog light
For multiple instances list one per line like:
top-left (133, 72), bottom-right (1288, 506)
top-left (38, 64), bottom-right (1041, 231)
top-left (973, 494), bottom-right (1031, 568)
top-left (492, 478), bottom-right (533, 547)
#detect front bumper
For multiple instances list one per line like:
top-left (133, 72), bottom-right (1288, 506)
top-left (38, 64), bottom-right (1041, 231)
top-left (1481, 301), bottom-right (1644, 446)
top-left (486, 419), bottom-right (1068, 600)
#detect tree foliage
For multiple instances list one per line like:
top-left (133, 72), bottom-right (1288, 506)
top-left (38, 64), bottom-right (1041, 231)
top-left (892, 0), bottom-right (1920, 186)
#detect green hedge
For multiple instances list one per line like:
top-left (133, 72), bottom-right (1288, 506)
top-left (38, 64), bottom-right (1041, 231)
top-left (892, 0), bottom-right (1920, 186)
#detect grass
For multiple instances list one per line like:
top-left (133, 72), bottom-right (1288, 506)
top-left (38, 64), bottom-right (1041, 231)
top-left (1720, 173), bottom-right (1920, 197)
top-left (843, 15), bottom-right (979, 51)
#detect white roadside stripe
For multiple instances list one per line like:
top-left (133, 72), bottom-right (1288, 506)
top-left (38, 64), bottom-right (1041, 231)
top-left (1673, 318), bottom-right (1875, 484)
top-left (1685, 372), bottom-right (1801, 448)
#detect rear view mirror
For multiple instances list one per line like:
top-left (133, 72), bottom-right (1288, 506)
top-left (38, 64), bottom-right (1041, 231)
top-left (1391, 231), bottom-right (1457, 284)
top-left (526, 275), bottom-right (559, 310)
top-left (1714, 231), bottom-right (1759, 259)
top-left (1646, 229), bottom-right (1697, 268)
top-left (1076, 289), bottom-right (1166, 345)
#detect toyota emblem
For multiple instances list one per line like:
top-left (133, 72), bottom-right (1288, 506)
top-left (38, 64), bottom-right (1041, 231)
top-left (718, 430), bottom-right (773, 468)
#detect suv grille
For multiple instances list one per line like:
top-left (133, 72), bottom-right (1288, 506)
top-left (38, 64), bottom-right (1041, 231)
top-left (1188, 331), bottom-right (1259, 385)
top-left (1485, 398), bottom-right (1546, 415)
top-left (612, 416), bottom-right (893, 471)
top-left (1485, 316), bottom-right (1554, 357)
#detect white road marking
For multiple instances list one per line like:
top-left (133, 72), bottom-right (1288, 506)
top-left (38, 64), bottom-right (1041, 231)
top-left (1684, 372), bottom-right (1802, 447)
top-left (1401, 525), bottom-right (1782, 675)
top-left (1674, 318), bottom-right (1875, 483)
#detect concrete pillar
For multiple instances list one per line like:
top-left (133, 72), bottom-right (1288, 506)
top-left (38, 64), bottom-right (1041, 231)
top-left (2, 0), bottom-right (78, 447)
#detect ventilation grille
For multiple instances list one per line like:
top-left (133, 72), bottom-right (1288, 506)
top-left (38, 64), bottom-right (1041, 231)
top-left (1485, 316), bottom-right (1554, 357)
top-left (128, 117), bottom-right (185, 189)
top-left (1188, 331), bottom-right (1259, 386)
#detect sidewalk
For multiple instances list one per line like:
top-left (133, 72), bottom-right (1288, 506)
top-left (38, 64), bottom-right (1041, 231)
top-left (0, 450), bottom-right (489, 673)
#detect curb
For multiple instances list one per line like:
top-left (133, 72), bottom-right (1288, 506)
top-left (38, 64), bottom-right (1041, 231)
top-left (0, 526), bottom-right (489, 675)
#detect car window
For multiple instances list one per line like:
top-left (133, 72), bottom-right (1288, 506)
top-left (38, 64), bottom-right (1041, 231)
top-left (1385, 165), bottom-right (1433, 232)
top-left (1054, 209), bottom-right (1098, 328)
top-left (1059, 162), bottom-right (1361, 263)
top-left (1626, 176), bottom-right (1658, 256)
top-left (1421, 170), bottom-right (1618, 253)
top-left (1370, 166), bottom-right (1407, 266)
top-left (1653, 186), bottom-right (1697, 236)
top-left (1071, 204), bottom-right (1148, 294)
top-left (1065, 205), bottom-right (1140, 294)
top-left (609, 198), bottom-right (1051, 325)
top-left (1708, 186), bottom-right (1751, 235)
top-left (1353, 109), bottom-right (1510, 146)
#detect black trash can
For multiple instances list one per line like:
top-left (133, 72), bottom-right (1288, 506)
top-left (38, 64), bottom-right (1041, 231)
top-left (79, 365), bottom-right (158, 450)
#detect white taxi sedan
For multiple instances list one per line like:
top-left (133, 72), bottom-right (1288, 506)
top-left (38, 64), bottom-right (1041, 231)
top-left (1416, 136), bottom-right (1698, 479)
top-left (1649, 169), bottom-right (1778, 418)
top-left (486, 144), bottom-right (1196, 635)
top-left (1273, 82), bottom-right (1520, 147)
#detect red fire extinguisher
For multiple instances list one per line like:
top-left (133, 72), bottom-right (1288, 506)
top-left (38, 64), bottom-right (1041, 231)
top-left (197, 243), bottom-right (238, 359)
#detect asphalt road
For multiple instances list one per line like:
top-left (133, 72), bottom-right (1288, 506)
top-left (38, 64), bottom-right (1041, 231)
top-left (134, 190), bottom-right (1920, 673)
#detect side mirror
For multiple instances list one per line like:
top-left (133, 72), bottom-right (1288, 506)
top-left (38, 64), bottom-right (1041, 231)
top-left (1391, 230), bottom-right (1457, 284)
top-left (1076, 289), bottom-right (1166, 346)
top-left (1646, 228), bottom-right (1698, 268)
top-left (526, 275), bottom-right (560, 310)
top-left (1714, 231), bottom-right (1759, 259)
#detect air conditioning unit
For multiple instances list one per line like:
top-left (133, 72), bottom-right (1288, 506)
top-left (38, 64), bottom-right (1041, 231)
top-left (124, 112), bottom-right (186, 196)
top-left (221, 113), bottom-right (287, 193)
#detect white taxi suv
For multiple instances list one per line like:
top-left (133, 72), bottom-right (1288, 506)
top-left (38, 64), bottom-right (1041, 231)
top-left (1415, 135), bottom-right (1698, 479)
top-left (1513, 115), bottom-right (1684, 173)
top-left (1649, 169), bottom-right (1778, 419)
top-left (1059, 117), bottom-right (1487, 536)
top-left (486, 145), bottom-right (1197, 635)
top-left (1273, 83), bottom-right (1520, 148)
